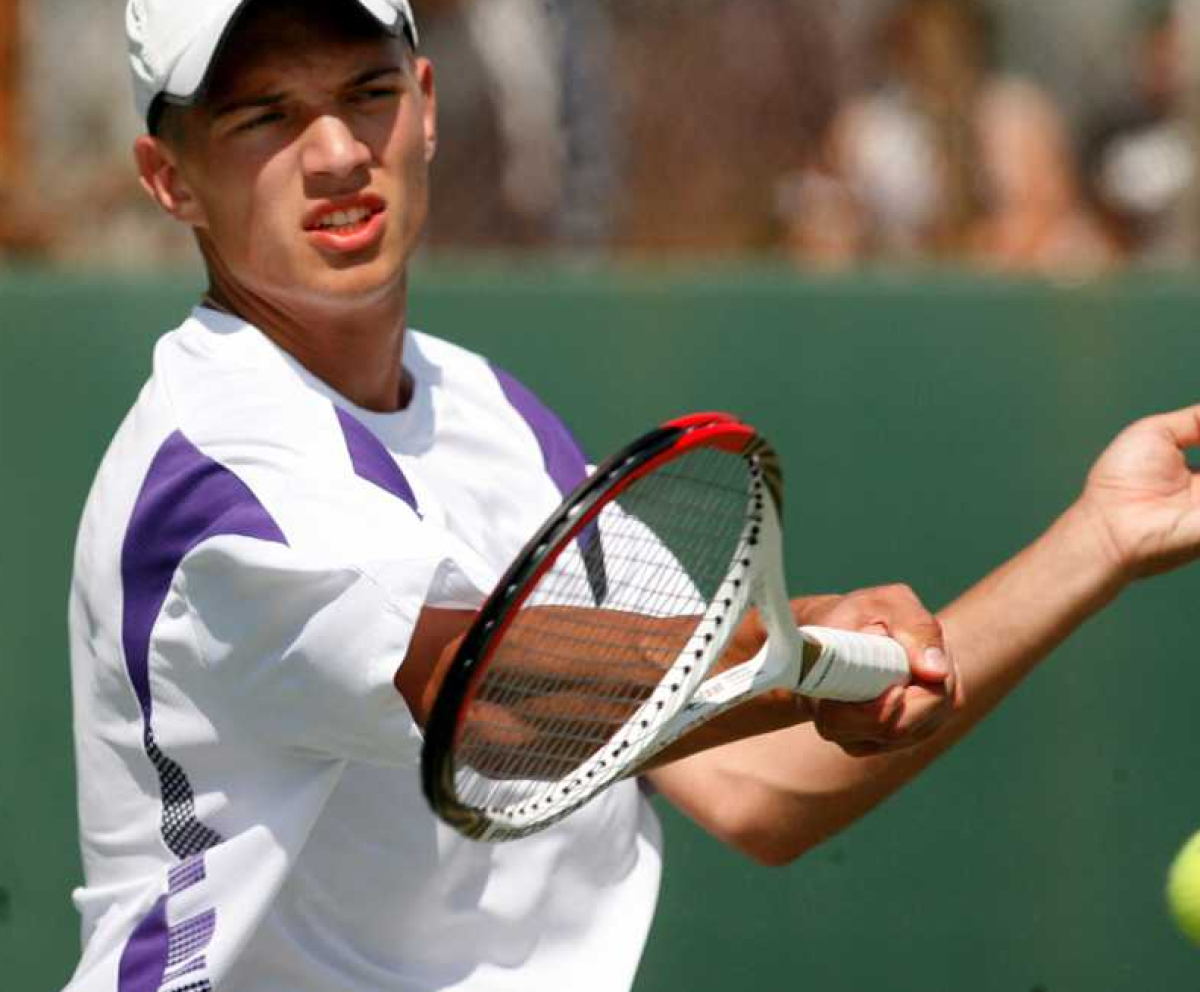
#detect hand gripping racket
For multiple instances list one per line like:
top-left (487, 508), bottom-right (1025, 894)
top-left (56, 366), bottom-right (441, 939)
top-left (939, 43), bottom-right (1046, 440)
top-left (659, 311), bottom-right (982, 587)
top-left (421, 413), bottom-right (909, 841)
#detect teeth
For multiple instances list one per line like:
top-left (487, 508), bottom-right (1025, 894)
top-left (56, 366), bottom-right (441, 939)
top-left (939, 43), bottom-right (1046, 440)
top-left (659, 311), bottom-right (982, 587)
top-left (319, 206), bottom-right (371, 229)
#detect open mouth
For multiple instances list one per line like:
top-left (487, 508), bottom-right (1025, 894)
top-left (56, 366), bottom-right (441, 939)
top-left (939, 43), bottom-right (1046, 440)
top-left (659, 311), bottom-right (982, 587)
top-left (303, 197), bottom-right (388, 252)
top-left (309, 204), bottom-right (379, 234)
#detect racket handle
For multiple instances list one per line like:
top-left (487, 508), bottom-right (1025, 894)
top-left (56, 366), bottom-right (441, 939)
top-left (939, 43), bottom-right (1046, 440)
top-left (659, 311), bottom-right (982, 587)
top-left (795, 626), bottom-right (910, 702)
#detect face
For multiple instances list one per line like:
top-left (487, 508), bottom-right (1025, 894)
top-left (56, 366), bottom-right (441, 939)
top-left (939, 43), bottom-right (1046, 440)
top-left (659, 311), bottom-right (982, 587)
top-left (136, 7), bottom-right (437, 316)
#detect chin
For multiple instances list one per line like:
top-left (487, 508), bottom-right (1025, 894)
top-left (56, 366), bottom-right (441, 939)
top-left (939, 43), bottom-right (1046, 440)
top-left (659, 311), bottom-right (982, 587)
top-left (299, 263), bottom-right (403, 307)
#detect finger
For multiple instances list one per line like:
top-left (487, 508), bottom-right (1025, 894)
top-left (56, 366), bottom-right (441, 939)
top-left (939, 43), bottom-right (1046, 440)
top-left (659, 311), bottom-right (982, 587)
top-left (909, 645), bottom-right (952, 684)
top-left (811, 683), bottom-right (907, 742)
top-left (839, 741), bottom-right (886, 759)
top-left (861, 615), bottom-right (949, 686)
top-left (852, 585), bottom-right (947, 682)
top-left (884, 684), bottom-right (954, 744)
top-left (1135, 406), bottom-right (1200, 451)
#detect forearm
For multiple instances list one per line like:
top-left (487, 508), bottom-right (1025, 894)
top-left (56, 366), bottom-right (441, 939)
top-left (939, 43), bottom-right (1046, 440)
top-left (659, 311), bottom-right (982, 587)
top-left (796, 501), bottom-right (1126, 836)
top-left (653, 501), bottom-right (1130, 863)
top-left (400, 603), bottom-right (821, 776)
top-left (934, 498), bottom-right (1125, 732)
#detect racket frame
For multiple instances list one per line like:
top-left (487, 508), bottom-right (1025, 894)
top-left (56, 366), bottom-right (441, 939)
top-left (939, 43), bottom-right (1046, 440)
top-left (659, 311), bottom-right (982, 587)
top-left (421, 413), bottom-right (775, 840)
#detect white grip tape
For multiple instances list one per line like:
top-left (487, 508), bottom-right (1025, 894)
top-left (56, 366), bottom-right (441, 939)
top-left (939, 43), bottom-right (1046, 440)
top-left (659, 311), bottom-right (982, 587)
top-left (795, 626), bottom-right (910, 702)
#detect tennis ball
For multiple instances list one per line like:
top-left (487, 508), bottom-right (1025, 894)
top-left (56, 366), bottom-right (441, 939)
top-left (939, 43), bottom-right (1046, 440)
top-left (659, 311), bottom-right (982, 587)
top-left (1167, 829), bottom-right (1200, 945)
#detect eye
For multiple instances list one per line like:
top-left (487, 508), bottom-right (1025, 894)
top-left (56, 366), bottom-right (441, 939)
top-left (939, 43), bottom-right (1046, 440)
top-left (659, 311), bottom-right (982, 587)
top-left (236, 110), bottom-right (285, 133)
top-left (352, 86), bottom-right (399, 104)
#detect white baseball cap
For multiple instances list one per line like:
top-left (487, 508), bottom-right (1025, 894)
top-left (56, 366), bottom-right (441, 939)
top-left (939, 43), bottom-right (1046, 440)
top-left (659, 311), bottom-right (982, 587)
top-left (126, 0), bottom-right (419, 125)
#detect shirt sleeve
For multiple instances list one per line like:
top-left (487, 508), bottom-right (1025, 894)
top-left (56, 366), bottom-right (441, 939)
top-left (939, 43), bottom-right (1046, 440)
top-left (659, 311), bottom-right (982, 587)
top-left (176, 482), bottom-right (490, 768)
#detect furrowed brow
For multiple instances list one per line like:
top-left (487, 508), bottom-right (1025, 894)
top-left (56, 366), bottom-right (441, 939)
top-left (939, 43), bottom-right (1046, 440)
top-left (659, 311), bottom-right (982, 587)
top-left (211, 92), bottom-right (286, 120)
top-left (209, 66), bottom-right (403, 120)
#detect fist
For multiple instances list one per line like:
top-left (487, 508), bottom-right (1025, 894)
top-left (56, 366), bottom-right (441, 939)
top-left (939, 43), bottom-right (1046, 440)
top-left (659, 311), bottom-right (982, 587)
top-left (794, 585), bottom-right (962, 757)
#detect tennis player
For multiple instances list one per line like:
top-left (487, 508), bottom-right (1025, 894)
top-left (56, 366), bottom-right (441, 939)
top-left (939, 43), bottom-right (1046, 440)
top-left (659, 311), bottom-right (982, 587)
top-left (64, 1), bottom-right (1200, 989)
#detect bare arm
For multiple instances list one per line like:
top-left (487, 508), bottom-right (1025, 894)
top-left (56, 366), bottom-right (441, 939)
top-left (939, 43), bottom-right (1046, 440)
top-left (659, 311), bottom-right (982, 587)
top-left (650, 407), bottom-right (1200, 865)
top-left (395, 595), bottom-right (950, 773)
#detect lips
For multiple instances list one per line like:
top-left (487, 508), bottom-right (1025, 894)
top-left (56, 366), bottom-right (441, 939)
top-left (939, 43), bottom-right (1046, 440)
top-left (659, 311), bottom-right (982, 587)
top-left (304, 195), bottom-right (387, 253)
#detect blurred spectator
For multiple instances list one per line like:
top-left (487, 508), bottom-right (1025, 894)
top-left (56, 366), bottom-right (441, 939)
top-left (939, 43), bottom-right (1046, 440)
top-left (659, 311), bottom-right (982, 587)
top-left (0, 0), bottom-right (44, 258)
top-left (616, 0), bottom-right (842, 254)
top-left (421, 0), bottom-right (620, 252)
top-left (465, 0), bottom-right (568, 221)
top-left (19, 0), bottom-right (195, 267)
top-left (969, 79), bottom-right (1121, 276)
top-left (463, 0), bottom-right (619, 247)
top-left (782, 0), bottom-right (1119, 276)
top-left (1083, 0), bottom-right (1194, 263)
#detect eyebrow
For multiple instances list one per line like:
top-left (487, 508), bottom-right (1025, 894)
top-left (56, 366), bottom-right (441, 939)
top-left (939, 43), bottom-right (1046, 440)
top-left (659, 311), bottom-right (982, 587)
top-left (350, 66), bottom-right (403, 87)
top-left (210, 66), bottom-right (403, 120)
top-left (211, 92), bottom-right (285, 120)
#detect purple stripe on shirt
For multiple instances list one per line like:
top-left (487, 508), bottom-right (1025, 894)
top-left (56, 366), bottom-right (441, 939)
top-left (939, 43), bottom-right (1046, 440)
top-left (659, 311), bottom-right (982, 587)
top-left (491, 366), bottom-right (608, 602)
top-left (334, 406), bottom-right (420, 515)
top-left (121, 432), bottom-right (286, 862)
top-left (118, 895), bottom-right (169, 992)
top-left (167, 909), bottom-right (217, 966)
top-left (490, 366), bottom-right (589, 497)
top-left (121, 431), bottom-right (288, 722)
top-left (168, 856), bottom-right (206, 895)
top-left (162, 956), bottom-right (208, 985)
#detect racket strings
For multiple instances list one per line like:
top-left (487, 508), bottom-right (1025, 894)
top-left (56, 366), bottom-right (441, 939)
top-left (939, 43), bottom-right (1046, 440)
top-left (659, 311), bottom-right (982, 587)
top-left (453, 447), bottom-right (757, 811)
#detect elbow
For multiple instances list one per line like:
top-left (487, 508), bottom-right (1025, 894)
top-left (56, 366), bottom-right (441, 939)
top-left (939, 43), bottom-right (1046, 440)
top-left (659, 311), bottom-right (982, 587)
top-left (737, 834), bottom-right (817, 869)
top-left (667, 768), bottom-right (835, 868)
top-left (710, 802), bottom-right (824, 868)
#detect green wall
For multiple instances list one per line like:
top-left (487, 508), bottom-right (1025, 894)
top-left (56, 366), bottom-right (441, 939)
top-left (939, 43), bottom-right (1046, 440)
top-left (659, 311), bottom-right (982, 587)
top-left (4, 266), bottom-right (1200, 989)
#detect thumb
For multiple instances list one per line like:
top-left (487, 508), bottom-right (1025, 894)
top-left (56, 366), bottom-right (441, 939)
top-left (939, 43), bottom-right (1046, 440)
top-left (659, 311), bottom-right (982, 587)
top-left (909, 644), bottom-right (952, 685)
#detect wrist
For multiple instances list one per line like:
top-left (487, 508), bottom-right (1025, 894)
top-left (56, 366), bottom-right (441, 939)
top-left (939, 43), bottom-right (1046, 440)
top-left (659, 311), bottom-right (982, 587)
top-left (1043, 498), bottom-right (1131, 615)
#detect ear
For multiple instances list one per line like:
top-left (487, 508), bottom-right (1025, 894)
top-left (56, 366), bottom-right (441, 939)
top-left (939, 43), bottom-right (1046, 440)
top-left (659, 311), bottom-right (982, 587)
top-left (133, 135), bottom-right (208, 228)
top-left (416, 57), bottom-right (438, 163)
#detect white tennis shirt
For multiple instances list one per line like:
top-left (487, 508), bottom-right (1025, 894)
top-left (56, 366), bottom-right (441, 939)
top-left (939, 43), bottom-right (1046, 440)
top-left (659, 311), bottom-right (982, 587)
top-left (65, 308), bottom-right (663, 992)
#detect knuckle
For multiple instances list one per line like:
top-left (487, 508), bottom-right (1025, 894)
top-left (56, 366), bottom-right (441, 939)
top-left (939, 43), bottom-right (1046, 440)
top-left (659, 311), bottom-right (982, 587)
top-left (875, 582), bottom-right (917, 604)
top-left (895, 614), bottom-right (944, 646)
top-left (883, 719), bottom-right (918, 743)
top-left (915, 617), bottom-right (946, 643)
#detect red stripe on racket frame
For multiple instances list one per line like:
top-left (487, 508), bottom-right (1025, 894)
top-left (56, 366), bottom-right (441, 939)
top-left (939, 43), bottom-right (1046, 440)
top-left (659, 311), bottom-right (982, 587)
top-left (452, 415), bottom-right (761, 745)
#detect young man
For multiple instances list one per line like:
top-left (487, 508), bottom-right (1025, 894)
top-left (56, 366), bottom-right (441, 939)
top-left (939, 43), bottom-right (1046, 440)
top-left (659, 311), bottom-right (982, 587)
top-left (65, 1), bottom-right (1200, 989)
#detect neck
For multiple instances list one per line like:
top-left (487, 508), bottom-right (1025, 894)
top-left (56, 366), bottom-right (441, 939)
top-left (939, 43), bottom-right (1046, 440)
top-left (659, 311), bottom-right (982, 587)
top-left (204, 274), bottom-right (414, 413)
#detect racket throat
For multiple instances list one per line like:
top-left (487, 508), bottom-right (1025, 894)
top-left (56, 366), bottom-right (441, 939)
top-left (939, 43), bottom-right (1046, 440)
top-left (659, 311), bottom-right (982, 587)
top-left (748, 495), bottom-right (809, 693)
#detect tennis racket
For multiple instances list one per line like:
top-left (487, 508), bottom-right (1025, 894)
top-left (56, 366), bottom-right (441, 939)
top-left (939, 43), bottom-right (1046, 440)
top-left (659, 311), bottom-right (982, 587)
top-left (421, 412), bottom-right (909, 842)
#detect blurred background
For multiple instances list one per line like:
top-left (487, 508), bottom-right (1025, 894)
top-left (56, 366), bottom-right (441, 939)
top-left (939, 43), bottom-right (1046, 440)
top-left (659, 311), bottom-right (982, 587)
top-left (6, 1), bottom-right (1200, 990)
top-left (3, 0), bottom-right (1200, 274)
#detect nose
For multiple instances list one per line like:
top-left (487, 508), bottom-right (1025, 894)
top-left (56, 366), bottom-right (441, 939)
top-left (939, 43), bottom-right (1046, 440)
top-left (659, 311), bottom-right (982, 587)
top-left (300, 115), bottom-right (371, 180)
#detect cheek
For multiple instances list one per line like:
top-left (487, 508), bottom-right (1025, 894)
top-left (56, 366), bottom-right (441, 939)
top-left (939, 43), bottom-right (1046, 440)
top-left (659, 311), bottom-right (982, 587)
top-left (383, 110), bottom-right (431, 188)
top-left (198, 158), bottom-right (298, 263)
top-left (393, 134), bottom-right (431, 222)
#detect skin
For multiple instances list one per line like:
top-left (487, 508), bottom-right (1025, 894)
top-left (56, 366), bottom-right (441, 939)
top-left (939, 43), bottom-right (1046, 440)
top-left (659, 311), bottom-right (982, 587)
top-left (135, 6), bottom-right (1200, 867)
top-left (403, 592), bottom-right (954, 778)
top-left (136, 6), bottom-right (436, 412)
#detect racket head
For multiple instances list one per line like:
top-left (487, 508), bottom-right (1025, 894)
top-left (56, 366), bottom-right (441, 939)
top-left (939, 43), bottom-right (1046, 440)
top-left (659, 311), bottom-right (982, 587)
top-left (421, 413), bottom-right (782, 841)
